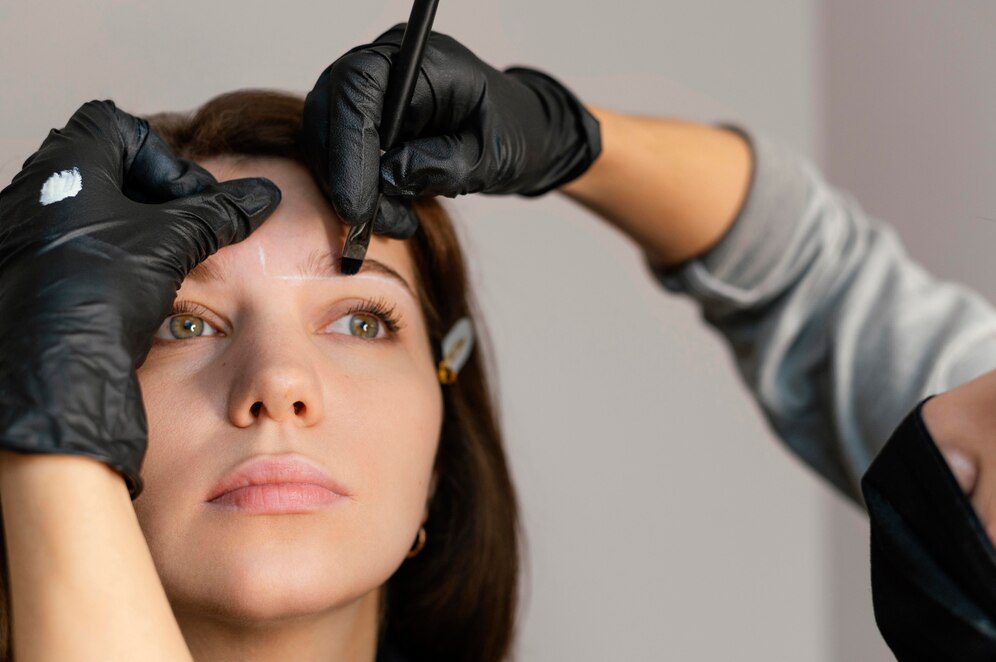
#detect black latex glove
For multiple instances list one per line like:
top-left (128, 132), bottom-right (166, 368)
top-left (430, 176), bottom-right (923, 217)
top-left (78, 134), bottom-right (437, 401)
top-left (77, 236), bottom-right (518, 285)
top-left (0, 100), bottom-right (281, 499)
top-left (862, 398), bottom-right (996, 660)
top-left (302, 24), bottom-right (601, 239)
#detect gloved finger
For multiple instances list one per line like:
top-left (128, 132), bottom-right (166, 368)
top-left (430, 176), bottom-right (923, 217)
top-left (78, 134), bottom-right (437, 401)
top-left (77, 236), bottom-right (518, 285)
top-left (319, 48), bottom-right (393, 225)
top-left (379, 129), bottom-right (490, 199)
top-left (161, 177), bottom-right (282, 270)
top-left (372, 195), bottom-right (419, 239)
top-left (370, 26), bottom-right (481, 141)
top-left (23, 100), bottom-right (212, 201)
top-left (56, 100), bottom-right (151, 189)
top-left (9, 100), bottom-right (132, 198)
top-left (123, 129), bottom-right (216, 204)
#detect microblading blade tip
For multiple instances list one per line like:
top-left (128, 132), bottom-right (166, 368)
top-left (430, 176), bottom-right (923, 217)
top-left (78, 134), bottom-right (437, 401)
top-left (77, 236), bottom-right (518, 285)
top-left (340, 216), bottom-right (374, 276)
top-left (340, 256), bottom-right (362, 276)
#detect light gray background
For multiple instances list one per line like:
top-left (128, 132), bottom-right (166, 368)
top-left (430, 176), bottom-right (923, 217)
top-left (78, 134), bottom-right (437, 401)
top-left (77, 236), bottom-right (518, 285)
top-left (1, 2), bottom-right (992, 659)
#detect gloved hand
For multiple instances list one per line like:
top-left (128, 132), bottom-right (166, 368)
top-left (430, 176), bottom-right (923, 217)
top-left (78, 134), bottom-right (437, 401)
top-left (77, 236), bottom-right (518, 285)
top-left (0, 100), bottom-right (281, 499)
top-left (862, 398), bottom-right (996, 659)
top-left (302, 24), bottom-right (601, 239)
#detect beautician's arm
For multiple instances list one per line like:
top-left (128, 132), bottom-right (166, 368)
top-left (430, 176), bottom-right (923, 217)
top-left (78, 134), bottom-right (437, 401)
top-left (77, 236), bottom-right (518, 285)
top-left (560, 105), bottom-right (996, 503)
top-left (559, 107), bottom-right (752, 267)
top-left (306, 29), bottom-right (996, 505)
top-left (0, 452), bottom-right (193, 661)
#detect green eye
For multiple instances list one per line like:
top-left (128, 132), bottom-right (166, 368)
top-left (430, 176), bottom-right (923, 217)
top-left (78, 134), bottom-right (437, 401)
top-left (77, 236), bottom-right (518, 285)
top-left (348, 312), bottom-right (381, 339)
top-left (154, 308), bottom-right (221, 342)
top-left (324, 304), bottom-right (399, 341)
top-left (171, 315), bottom-right (205, 339)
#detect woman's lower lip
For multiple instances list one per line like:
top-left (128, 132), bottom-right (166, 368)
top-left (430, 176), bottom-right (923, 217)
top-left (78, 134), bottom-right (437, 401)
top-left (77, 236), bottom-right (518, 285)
top-left (207, 483), bottom-right (345, 513)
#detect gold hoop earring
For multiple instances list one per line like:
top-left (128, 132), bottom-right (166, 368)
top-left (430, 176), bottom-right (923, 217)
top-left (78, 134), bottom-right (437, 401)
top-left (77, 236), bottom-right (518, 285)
top-left (406, 525), bottom-right (427, 558)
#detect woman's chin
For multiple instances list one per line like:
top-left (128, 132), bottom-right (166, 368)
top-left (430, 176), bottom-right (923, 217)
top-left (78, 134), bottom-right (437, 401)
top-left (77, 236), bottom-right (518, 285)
top-left (160, 538), bottom-right (380, 623)
top-left (168, 561), bottom-right (368, 623)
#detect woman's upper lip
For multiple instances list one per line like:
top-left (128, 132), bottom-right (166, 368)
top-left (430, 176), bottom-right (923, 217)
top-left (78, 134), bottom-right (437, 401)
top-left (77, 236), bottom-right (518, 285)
top-left (206, 454), bottom-right (350, 502)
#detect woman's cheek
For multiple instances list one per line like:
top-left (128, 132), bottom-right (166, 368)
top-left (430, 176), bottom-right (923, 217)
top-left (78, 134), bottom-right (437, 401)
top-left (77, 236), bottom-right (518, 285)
top-left (134, 366), bottom-right (209, 500)
top-left (356, 357), bottom-right (442, 477)
top-left (349, 353), bottom-right (443, 521)
top-left (131, 364), bottom-right (212, 570)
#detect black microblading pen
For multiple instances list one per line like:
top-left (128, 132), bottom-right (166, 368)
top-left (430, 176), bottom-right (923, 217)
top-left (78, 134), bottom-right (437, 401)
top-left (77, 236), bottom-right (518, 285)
top-left (340, 0), bottom-right (440, 276)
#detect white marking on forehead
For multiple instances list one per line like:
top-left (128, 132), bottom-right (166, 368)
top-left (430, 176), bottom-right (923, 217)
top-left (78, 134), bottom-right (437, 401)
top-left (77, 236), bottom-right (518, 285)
top-left (257, 244), bottom-right (267, 274)
top-left (39, 167), bottom-right (82, 206)
top-left (265, 272), bottom-right (413, 299)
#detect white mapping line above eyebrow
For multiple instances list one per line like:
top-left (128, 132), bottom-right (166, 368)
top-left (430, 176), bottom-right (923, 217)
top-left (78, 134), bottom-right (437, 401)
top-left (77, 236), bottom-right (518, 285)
top-left (186, 248), bottom-right (417, 301)
top-left (270, 271), bottom-right (411, 292)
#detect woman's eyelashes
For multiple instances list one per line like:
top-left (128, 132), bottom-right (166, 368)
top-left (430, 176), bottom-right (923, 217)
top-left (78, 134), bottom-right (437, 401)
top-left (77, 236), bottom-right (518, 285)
top-left (152, 298), bottom-right (404, 343)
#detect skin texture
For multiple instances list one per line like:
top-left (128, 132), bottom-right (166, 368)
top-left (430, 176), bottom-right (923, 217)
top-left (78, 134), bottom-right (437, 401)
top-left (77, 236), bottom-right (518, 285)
top-left (132, 156), bottom-right (443, 661)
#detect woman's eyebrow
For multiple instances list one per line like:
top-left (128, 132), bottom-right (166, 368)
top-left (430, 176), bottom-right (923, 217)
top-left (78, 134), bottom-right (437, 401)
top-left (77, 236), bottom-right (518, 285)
top-left (186, 248), bottom-right (416, 300)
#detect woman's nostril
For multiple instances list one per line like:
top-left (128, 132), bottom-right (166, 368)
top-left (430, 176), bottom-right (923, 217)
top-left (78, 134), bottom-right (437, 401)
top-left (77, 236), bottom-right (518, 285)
top-left (247, 401), bottom-right (305, 418)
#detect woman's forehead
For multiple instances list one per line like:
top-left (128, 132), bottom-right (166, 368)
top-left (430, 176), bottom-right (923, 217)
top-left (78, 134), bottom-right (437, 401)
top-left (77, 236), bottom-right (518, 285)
top-left (193, 156), bottom-right (415, 287)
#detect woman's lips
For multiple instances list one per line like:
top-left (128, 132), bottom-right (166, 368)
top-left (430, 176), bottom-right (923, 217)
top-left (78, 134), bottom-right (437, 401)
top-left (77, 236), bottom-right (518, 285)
top-left (208, 483), bottom-right (344, 513)
top-left (205, 454), bottom-right (350, 514)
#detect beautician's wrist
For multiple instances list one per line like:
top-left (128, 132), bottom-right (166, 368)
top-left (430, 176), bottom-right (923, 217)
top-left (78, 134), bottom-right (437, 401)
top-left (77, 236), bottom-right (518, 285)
top-left (503, 67), bottom-right (602, 197)
top-left (558, 104), bottom-right (613, 199)
top-left (559, 108), bottom-right (754, 267)
top-left (0, 449), bottom-right (128, 494)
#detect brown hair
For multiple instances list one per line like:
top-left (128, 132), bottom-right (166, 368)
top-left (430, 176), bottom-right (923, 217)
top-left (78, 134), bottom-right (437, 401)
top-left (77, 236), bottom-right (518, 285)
top-left (0, 89), bottom-right (522, 661)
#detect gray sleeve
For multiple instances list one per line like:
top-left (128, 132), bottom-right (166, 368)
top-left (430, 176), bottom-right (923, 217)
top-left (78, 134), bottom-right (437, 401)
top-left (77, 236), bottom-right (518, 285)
top-left (644, 126), bottom-right (996, 505)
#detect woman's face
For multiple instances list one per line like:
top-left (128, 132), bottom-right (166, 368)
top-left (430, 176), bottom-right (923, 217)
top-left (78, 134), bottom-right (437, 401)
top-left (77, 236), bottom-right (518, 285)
top-left (133, 156), bottom-right (443, 623)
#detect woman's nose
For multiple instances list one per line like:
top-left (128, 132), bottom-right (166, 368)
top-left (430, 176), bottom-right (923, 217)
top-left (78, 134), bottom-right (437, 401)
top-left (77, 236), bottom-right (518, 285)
top-left (226, 331), bottom-right (326, 428)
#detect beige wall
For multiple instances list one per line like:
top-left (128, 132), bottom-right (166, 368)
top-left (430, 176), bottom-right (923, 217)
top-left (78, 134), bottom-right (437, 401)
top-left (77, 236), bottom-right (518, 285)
top-left (7, 1), bottom-right (985, 658)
